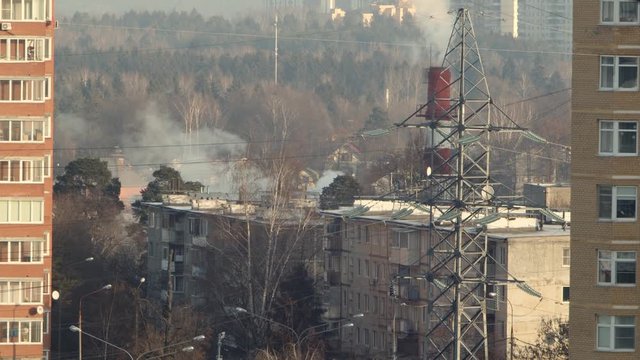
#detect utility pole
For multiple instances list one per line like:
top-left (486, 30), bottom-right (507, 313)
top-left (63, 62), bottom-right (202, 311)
top-left (394, 8), bottom-right (538, 360)
top-left (274, 13), bottom-right (278, 86)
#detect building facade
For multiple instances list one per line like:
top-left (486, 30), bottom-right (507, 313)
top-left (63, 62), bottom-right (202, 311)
top-left (143, 194), bottom-right (323, 308)
top-left (0, 1), bottom-right (55, 359)
top-left (322, 200), bottom-right (569, 359)
top-left (570, 0), bottom-right (640, 358)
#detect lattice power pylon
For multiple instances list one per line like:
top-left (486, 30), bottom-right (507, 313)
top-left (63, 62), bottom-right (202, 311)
top-left (395, 8), bottom-right (528, 360)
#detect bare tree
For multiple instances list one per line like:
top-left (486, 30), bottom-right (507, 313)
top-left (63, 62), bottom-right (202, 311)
top-left (514, 317), bottom-right (568, 360)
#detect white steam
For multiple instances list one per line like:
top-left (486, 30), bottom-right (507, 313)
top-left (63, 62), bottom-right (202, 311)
top-left (413, 0), bottom-right (455, 62)
top-left (311, 170), bottom-right (344, 192)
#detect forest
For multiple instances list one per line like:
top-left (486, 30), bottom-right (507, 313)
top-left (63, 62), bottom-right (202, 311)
top-left (53, 8), bottom-right (571, 193)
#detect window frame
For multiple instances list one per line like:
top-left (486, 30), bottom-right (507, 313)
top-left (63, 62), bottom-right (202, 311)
top-left (562, 286), bottom-right (570, 302)
top-left (0, 198), bottom-right (44, 224)
top-left (600, 55), bottom-right (639, 91)
top-left (0, 279), bottom-right (43, 304)
top-left (599, 120), bottom-right (638, 156)
top-left (0, 319), bottom-right (43, 344)
top-left (597, 315), bottom-right (635, 351)
top-left (0, 158), bottom-right (45, 183)
top-left (0, 37), bottom-right (52, 62)
top-left (0, 78), bottom-right (49, 102)
top-left (598, 250), bottom-right (637, 286)
top-left (0, 118), bottom-right (48, 143)
top-left (598, 185), bottom-right (637, 221)
top-left (0, 0), bottom-right (52, 22)
top-left (0, 238), bottom-right (46, 263)
top-left (601, 0), bottom-right (640, 25)
top-left (562, 247), bottom-right (570, 267)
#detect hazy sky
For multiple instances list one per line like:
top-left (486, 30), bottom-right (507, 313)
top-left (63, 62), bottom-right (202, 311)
top-left (56, 0), bottom-right (264, 17)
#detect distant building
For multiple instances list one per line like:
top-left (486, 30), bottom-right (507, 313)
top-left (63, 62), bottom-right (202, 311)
top-left (449, 0), bottom-right (572, 54)
top-left (325, 143), bottom-right (362, 176)
top-left (322, 200), bottom-right (569, 359)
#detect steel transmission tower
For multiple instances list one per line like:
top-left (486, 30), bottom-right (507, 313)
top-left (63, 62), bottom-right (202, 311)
top-left (395, 8), bottom-right (527, 360)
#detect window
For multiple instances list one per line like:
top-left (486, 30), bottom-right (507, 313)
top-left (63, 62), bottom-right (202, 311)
top-left (601, 0), bottom-right (639, 24)
top-left (600, 56), bottom-right (639, 90)
top-left (0, 320), bottom-right (42, 344)
top-left (600, 121), bottom-right (638, 155)
top-left (0, 38), bottom-right (51, 62)
top-left (0, 199), bottom-right (44, 223)
top-left (562, 287), bottom-right (570, 302)
top-left (0, 78), bottom-right (49, 102)
top-left (171, 276), bottom-right (184, 293)
top-left (0, 280), bottom-right (43, 304)
top-left (189, 218), bottom-right (207, 236)
top-left (597, 315), bottom-right (635, 351)
top-left (391, 229), bottom-right (415, 248)
top-left (599, 250), bottom-right (636, 285)
top-left (0, 118), bottom-right (46, 143)
top-left (599, 186), bottom-right (637, 220)
top-left (0, 239), bottom-right (44, 263)
top-left (43, 154), bottom-right (50, 177)
top-left (563, 248), bottom-right (570, 267)
top-left (0, 0), bottom-right (50, 21)
top-left (0, 158), bottom-right (45, 183)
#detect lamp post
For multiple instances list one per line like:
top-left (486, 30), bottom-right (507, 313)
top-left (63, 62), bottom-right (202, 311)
top-left (69, 325), bottom-right (133, 360)
top-left (55, 256), bottom-right (95, 360)
top-left (233, 307), bottom-right (362, 356)
top-left (145, 346), bottom-right (194, 360)
top-left (488, 292), bottom-right (514, 360)
top-left (134, 277), bottom-right (146, 354)
top-left (134, 334), bottom-right (205, 360)
top-left (216, 331), bottom-right (225, 360)
top-left (78, 284), bottom-right (112, 360)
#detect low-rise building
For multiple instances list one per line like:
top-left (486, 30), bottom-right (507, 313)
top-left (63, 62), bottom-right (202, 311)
top-left (321, 200), bottom-right (569, 359)
top-left (142, 193), bottom-right (324, 308)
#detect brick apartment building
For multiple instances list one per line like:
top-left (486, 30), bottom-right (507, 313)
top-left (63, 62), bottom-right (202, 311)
top-left (0, 1), bottom-right (55, 359)
top-left (570, 0), bottom-right (640, 357)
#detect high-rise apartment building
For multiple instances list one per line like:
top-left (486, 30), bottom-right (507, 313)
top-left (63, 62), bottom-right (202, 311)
top-left (570, 0), bottom-right (640, 358)
top-left (0, 1), bottom-right (55, 359)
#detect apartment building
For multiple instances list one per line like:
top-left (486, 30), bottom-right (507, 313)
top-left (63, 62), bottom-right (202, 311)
top-left (322, 200), bottom-right (569, 359)
top-left (448, 1), bottom-right (572, 54)
top-left (517, 0), bottom-right (572, 54)
top-left (143, 194), bottom-right (323, 307)
top-left (570, 1), bottom-right (640, 358)
top-left (0, 1), bottom-right (55, 359)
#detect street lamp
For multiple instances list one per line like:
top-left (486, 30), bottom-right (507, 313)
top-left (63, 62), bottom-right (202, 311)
top-left (135, 334), bottom-right (206, 360)
top-left (69, 325), bottom-right (133, 360)
top-left (78, 284), bottom-right (112, 360)
top-left (216, 331), bottom-right (226, 360)
top-left (232, 306), bottom-right (362, 356)
top-left (488, 292), bottom-right (514, 360)
top-left (134, 277), bottom-right (146, 354)
top-left (146, 345), bottom-right (194, 360)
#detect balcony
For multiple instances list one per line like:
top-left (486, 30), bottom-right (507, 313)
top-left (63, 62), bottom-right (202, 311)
top-left (325, 237), bottom-right (343, 252)
top-left (389, 247), bottom-right (420, 266)
top-left (191, 265), bottom-right (206, 279)
top-left (325, 270), bottom-right (341, 286)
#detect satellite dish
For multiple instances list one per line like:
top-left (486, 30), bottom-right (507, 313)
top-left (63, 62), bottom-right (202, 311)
top-left (36, 306), bottom-right (44, 315)
top-left (52, 290), bottom-right (60, 300)
top-left (482, 185), bottom-right (495, 200)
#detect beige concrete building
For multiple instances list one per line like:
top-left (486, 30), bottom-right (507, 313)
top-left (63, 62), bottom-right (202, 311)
top-left (322, 200), bottom-right (569, 359)
top-left (570, 0), bottom-right (640, 358)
